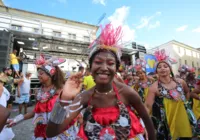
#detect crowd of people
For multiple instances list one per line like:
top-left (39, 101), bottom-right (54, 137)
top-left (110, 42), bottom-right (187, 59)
top-left (0, 23), bottom-right (200, 140)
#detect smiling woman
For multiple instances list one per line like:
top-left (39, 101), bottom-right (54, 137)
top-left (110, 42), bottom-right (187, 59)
top-left (46, 23), bottom-right (156, 140)
top-left (145, 49), bottom-right (195, 140)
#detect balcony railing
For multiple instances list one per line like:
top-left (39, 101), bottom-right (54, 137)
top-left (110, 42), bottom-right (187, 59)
top-left (0, 12), bottom-right (94, 43)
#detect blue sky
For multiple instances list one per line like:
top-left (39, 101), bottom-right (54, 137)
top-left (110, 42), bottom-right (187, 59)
top-left (3, 0), bottom-right (200, 49)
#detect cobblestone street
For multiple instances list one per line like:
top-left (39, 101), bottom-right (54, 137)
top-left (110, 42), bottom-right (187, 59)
top-left (10, 105), bottom-right (35, 140)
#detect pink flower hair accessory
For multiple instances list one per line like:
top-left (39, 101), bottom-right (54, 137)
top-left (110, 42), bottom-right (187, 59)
top-left (35, 54), bottom-right (66, 76)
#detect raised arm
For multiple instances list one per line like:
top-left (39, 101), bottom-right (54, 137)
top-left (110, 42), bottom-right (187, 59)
top-left (46, 93), bottom-right (85, 137)
top-left (46, 72), bottom-right (85, 138)
top-left (125, 86), bottom-right (156, 140)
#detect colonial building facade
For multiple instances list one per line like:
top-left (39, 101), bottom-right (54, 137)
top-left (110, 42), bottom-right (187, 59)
top-left (148, 40), bottom-right (200, 75)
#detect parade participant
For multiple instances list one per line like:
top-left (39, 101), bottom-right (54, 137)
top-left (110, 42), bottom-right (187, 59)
top-left (10, 49), bottom-right (20, 78)
top-left (178, 64), bottom-right (188, 80)
top-left (0, 75), bottom-right (15, 139)
top-left (7, 56), bottom-right (79, 139)
top-left (17, 71), bottom-right (31, 114)
top-left (186, 67), bottom-right (196, 92)
top-left (134, 59), bottom-right (154, 102)
top-left (179, 65), bottom-right (196, 107)
top-left (190, 75), bottom-right (200, 138)
top-left (124, 72), bottom-right (133, 86)
top-left (46, 23), bottom-right (156, 140)
top-left (3, 67), bottom-right (22, 110)
top-left (83, 68), bottom-right (96, 90)
top-left (145, 49), bottom-right (194, 140)
top-left (191, 75), bottom-right (200, 120)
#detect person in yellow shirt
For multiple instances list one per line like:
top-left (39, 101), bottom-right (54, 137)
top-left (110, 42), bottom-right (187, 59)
top-left (10, 49), bottom-right (20, 77)
top-left (83, 68), bottom-right (95, 91)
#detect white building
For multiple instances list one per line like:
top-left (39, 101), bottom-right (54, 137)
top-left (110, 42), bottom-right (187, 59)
top-left (148, 40), bottom-right (200, 75)
top-left (0, 3), bottom-right (98, 72)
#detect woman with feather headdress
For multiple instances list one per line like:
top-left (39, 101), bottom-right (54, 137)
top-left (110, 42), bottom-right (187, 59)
top-left (46, 23), bottom-right (156, 140)
top-left (7, 55), bottom-right (80, 139)
top-left (145, 49), bottom-right (195, 140)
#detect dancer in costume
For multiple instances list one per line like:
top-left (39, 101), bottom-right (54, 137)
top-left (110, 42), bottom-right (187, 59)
top-left (46, 23), bottom-right (156, 140)
top-left (7, 56), bottom-right (79, 139)
top-left (134, 59), bottom-right (154, 102)
top-left (191, 75), bottom-right (200, 120)
top-left (179, 65), bottom-right (196, 108)
top-left (178, 65), bottom-right (188, 80)
top-left (179, 65), bottom-right (196, 92)
top-left (145, 49), bottom-right (195, 140)
top-left (190, 75), bottom-right (200, 138)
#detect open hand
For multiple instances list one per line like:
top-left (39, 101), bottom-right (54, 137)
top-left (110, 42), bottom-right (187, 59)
top-left (61, 72), bottom-right (83, 101)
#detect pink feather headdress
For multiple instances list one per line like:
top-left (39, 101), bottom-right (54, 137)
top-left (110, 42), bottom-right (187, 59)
top-left (35, 54), bottom-right (66, 76)
top-left (89, 23), bottom-right (123, 61)
top-left (154, 49), bottom-right (177, 66)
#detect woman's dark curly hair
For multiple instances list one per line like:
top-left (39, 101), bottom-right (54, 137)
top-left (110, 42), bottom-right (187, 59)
top-left (89, 49), bottom-right (120, 71)
top-left (38, 66), bottom-right (65, 89)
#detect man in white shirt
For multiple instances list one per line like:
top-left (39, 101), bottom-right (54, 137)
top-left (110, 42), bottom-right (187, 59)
top-left (17, 71), bottom-right (31, 114)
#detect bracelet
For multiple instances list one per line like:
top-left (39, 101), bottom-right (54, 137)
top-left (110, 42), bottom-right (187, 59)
top-left (13, 114), bottom-right (24, 124)
top-left (59, 99), bottom-right (73, 104)
top-left (58, 90), bottom-right (73, 105)
top-left (50, 101), bottom-right (67, 124)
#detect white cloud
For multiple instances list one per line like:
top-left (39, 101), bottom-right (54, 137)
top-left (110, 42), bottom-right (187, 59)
top-left (57, 0), bottom-right (67, 3)
top-left (148, 21), bottom-right (160, 29)
top-left (176, 25), bottom-right (188, 32)
top-left (136, 12), bottom-right (161, 29)
top-left (108, 6), bottom-right (135, 43)
top-left (192, 27), bottom-right (200, 33)
top-left (92, 0), bottom-right (106, 6)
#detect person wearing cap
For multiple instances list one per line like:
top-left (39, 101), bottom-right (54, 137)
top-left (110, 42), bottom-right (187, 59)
top-left (17, 71), bottom-right (32, 114)
top-left (3, 67), bottom-right (22, 110)
top-left (0, 75), bottom-right (15, 139)
top-left (145, 49), bottom-right (194, 139)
